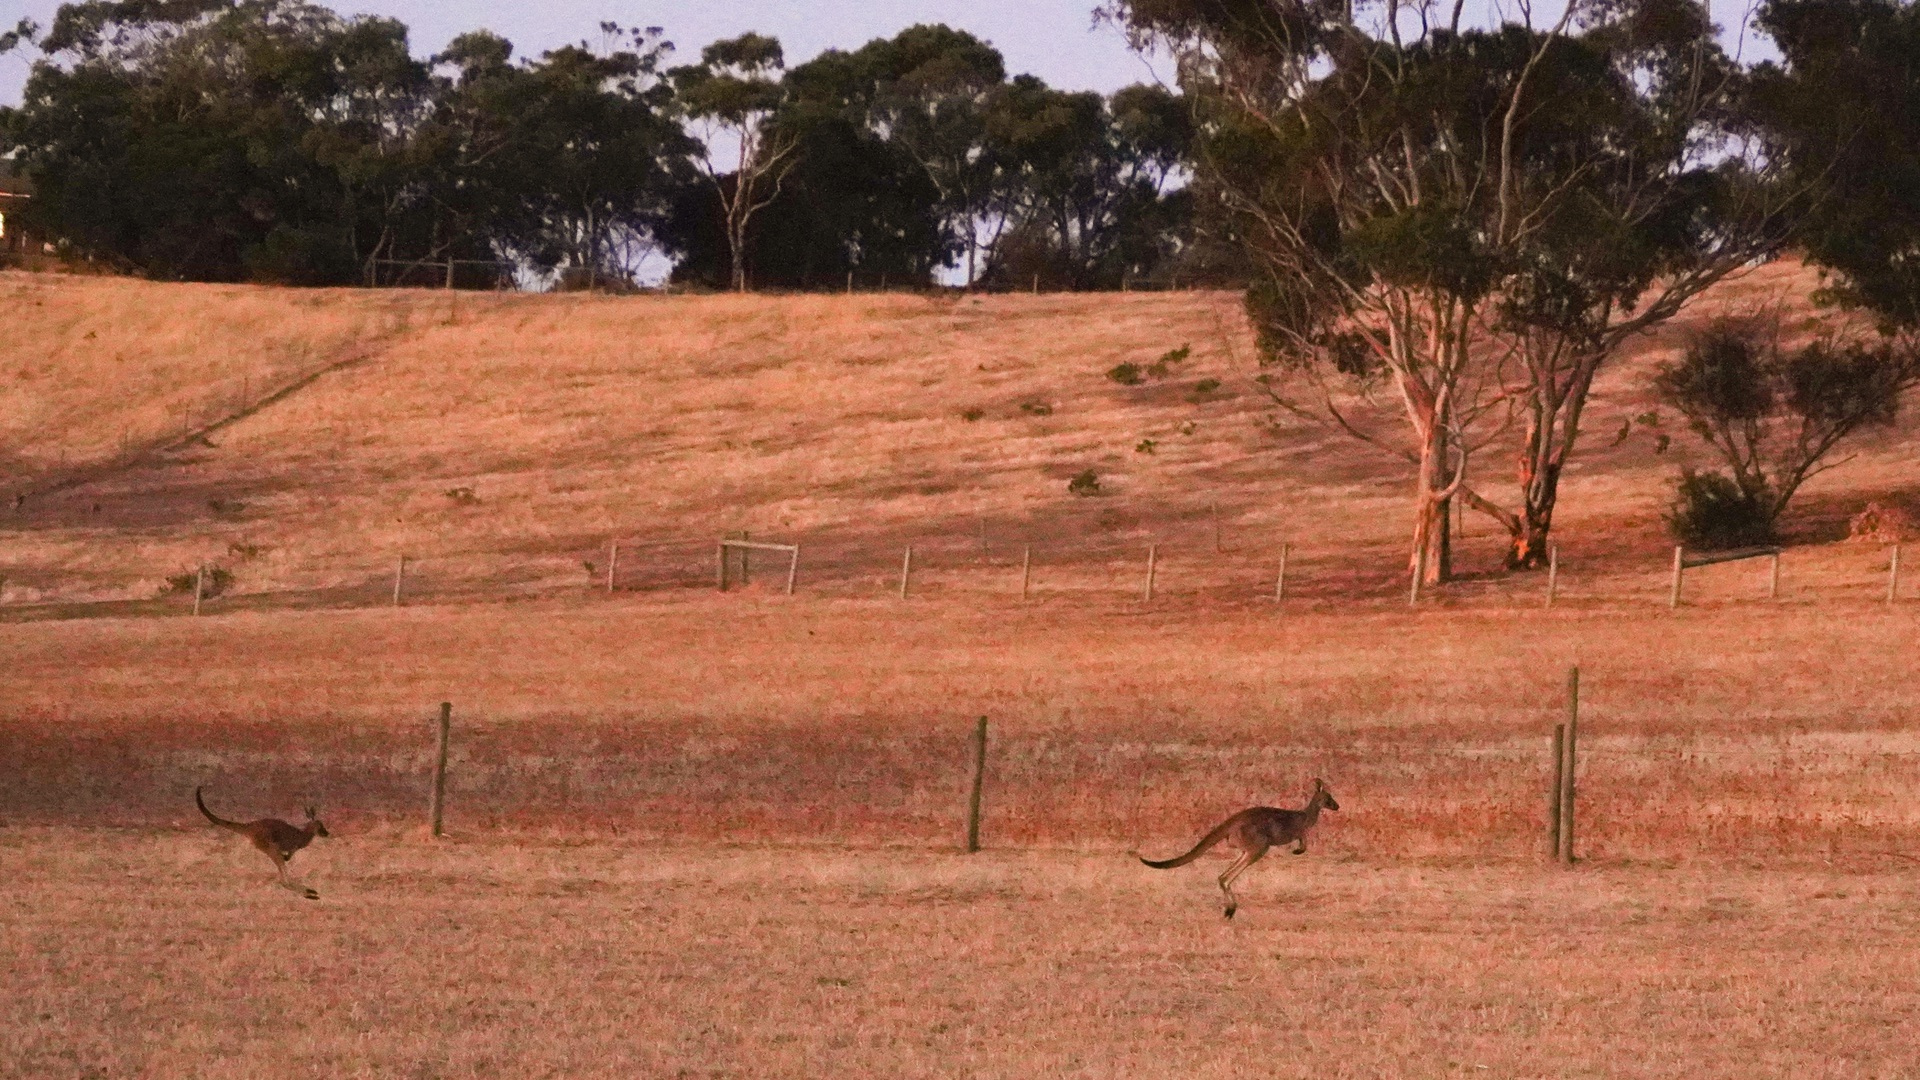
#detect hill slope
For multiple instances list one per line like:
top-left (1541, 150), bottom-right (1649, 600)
top-left (0, 262), bottom-right (1911, 609)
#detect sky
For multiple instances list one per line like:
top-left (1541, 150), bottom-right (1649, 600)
top-left (0, 1), bottom-right (1174, 106)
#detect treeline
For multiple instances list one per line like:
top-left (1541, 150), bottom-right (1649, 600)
top-left (0, 2), bottom-right (1229, 291)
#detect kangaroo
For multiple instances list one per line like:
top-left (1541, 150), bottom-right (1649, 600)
top-left (196, 787), bottom-right (330, 900)
top-left (1136, 778), bottom-right (1338, 919)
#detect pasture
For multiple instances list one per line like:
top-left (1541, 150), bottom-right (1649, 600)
top-left (4, 264), bottom-right (1919, 1075)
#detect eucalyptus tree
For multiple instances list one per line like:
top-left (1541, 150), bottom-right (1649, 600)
top-left (673, 33), bottom-right (799, 292)
top-left (1107, 0), bottom-right (1793, 580)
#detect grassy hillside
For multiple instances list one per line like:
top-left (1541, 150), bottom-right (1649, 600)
top-left (4, 259), bottom-right (1911, 611)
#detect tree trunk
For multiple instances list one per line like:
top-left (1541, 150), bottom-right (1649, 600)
top-left (1410, 417), bottom-right (1455, 586)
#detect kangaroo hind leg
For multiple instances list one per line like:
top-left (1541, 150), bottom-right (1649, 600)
top-left (1217, 845), bottom-right (1267, 920)
top-left (265, 849), bottom-right (319, 900)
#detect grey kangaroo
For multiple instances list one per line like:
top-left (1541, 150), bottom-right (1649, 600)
top-left (196, 787), bottom-right (330, 900)
top-left (1137, 778), bottom-right (1338, 919)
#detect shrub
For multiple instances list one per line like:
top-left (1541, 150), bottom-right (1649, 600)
top-left (1107, 362), bottom-right (1144, 385)
top-left (1135, 438), bottom-right (1157, 454)
top-left (1020, 401), bottom-right (1054, 416)
top-left (960, 407), bottom-right (985, 422)
top-left (1068, 470), bottom-right (1102, 496)
top-left (1665, 470), bottom-right (1776, 549)
top-left (444, 486), bottom-right (480, 506)
top-left (1147, 344), bottom-right (1191, 378)
top-left (1192, 378), bottom-right (1221, 395)
top-left (161, 566), bottom-right (234, 599)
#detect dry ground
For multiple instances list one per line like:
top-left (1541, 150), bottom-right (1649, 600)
top-left (6, 832), bottom-right (1920, 1078)
top-left (4, 266), bottom-right (1919, 1075)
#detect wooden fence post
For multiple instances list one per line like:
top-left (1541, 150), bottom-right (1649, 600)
top-left (1668, 546), bottom-right (1684, 609)
top-left (606, 541), bottom-right (619, 593)
top-left (1769, 551), bottom-right (1781, 600)
top-left (1548, 723), bottom-right (1566, 859)
top-left (965, 716), bottom-right (989, 853)
top-left (1143, 544), bottom-right (1158, 602)
top-left (392, 555), bottom-right (407, 607)
top-left (1558, 666), bottom-right (1579, 866)
top-left (785, 546), bottom-right (799, 596)
top-left (1890, 543), bottom-right (1903, 605)
top-left (900, 546), bottom-right (914, 599)
top-left (429, 701), bottom-right (451, 838)
top-left (192, 565), bottom-right (205, 617)
top-left (1021, 545), bottom-right (1032, 601)
top-left (1545, 545), bottom-right (1559, 609)
top-left (1275, 542), bottom-right (1290, 601)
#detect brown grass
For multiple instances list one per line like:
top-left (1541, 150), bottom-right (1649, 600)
top-left (5, 264), bottom-right (1920, 1073)
top-left (6, 833), bottom-right (1920, 1078)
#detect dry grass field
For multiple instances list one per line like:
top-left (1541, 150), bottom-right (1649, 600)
top-left (7, 834), bottom-right (1920, 1078)
top-left (4, 263), bottom-right (1919, 1075)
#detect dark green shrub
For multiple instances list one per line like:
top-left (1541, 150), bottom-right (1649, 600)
top-left (161, 566), bottom-right (234, 599)
top-left (1107, 362), bottom-right (1144, 385)
top-left (1068, 470), bottom-right (1101, 496)
top-left (1665, 470), bottom-right (1776, 549)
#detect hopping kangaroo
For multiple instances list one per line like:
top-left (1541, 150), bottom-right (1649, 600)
top-left (196, 787), bottom-right (330, 900)
top-left (1137, 778), bottom-right (1338, 919)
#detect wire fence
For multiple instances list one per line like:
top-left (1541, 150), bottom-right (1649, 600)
top-left (7, 709), bottom-right (1920, 867)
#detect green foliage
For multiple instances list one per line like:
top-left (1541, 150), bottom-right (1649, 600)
top-left (1134, 438), bottom-right (1157, 453)
top-left (1666, 470), bottom-right (1777, 549)
top-left (1067, 469), bottom-right (1101, 496)
top-left (161, 566), bottom-right (233, 599)
top-left (1756, 0), bottom-right (1920, 327)
top-left (1147, 345), bottom-right (1190, 377)
top-left (1107, 362), bottom-right (1144, 385)
top-left (1654, 314), bottom-right (1920, 531)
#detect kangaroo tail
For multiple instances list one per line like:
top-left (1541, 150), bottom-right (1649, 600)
top-left (1138, 815), bottom-right (1239, 870)
top-left (195, 786), bottom-right (242, 830)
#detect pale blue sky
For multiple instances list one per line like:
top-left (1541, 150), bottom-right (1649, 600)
top-left (0, 1), bottom-right (1173, 105)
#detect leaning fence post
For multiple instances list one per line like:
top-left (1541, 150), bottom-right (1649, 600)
top-left (393, 555), bottom-right (407, 607)
top-left (1021, 545), bottom-right (1032, 601)
top-left (900, 546), bottom-right (914, 599)
top-left (1890, 543), bottom-right (1903, 605)
top-left (1548, 723), bottom-right (1566, 859)
top-left (784, 546), bottom-right (799, 596)
top-left (1275, 542), bottom-right (1291, 601)
top-left (965, 716), bottom-right (989, 853)
top-left (606, 541), bottom-right (619, 593)
top-left (1668, 546), bottom-right (1685, 609)
top-left (192, 565), bottom-right (206, 617)
top-left (1545, 545), bottom-right (1559, 609)
top-left (429, 701), bottom-right (452, 838)
top-left (1558, 666), bottom-right (1579, 865)
top-left (1143, 544), bottom-right (1158, 602)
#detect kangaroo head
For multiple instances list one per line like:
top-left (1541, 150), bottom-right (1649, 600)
top-left (304, 807), bottom-right (330, 838)
top-left (1313, 778), bottom-right (1339, 812)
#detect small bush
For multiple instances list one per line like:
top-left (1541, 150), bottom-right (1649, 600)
top-left (1147, 344), bottom-right (1191, 378)
top-left (1135, 438), bottom-right (1157, 454)
top-left (1665, 470), bottom-right (1776, 549)
top-left (444, 486), bottom-right (480, 506)
top-left (1107, 362), bottom-right (1144, 385)
top-left (1068, 470), bottom-right (1102, 496)
top-left (960, 407), bottom-right (985, 422)
top-left (1020, 401), bottom-right (1054, 417)
top-left (1191, 378), bottom-right (1221, 395)
top-left (161, 566), bottom-right (234, 599)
